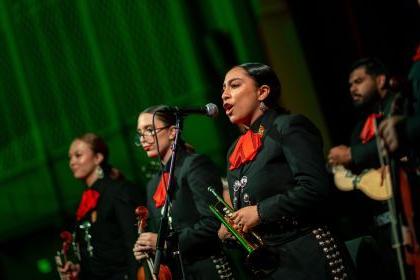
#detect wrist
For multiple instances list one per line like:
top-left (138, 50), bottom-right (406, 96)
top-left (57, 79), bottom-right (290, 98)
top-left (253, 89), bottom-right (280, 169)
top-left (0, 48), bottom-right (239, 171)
top-left (347, 147), bottom-right (352, 162)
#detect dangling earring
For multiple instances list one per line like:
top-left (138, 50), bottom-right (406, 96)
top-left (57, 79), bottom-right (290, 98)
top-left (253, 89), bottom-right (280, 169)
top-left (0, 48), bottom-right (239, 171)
top-left (96, 166), bottom-right (104, 179)
top-left (259, 101), bottom-right (268, 113)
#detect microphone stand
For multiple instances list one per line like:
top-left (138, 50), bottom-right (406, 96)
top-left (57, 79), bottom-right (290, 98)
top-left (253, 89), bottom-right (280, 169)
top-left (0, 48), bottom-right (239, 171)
top-left (153, 113), bottom-right (186, 280)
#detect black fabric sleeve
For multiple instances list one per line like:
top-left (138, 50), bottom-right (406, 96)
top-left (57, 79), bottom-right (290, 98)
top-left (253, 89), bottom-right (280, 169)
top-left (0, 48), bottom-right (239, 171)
top-left (258, 115), bottom-right (330, 222)
top-left (405, 116), bottom-right (420, 149)
top-left (409, 60), bottom-right (420, 114)
top-left (349, 121), bottom-right (381, 171)
top-left (350, 141), bottom-right (380, 170)
top-left (177, 155), bottom-right (222, 259)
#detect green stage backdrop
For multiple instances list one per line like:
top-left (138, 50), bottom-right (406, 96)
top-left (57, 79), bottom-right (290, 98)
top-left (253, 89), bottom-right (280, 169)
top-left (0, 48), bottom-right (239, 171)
top-left (0, 0), bottom-right (265, 278)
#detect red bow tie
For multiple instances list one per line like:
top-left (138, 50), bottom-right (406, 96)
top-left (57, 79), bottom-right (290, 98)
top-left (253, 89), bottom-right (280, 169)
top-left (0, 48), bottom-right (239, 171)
top-left (153, 172), bottom-right (169, 208)
top-left (76, 189), bottom-right (100, 221)
top-left (360, 113), bottom-right (383, 144)
top-left (229, 130), bottom-right (263, 170)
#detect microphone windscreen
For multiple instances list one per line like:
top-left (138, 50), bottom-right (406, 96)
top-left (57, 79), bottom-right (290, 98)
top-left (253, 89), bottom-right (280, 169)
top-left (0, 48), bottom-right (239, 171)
top-left (205, 103), bottom-right (219, 118)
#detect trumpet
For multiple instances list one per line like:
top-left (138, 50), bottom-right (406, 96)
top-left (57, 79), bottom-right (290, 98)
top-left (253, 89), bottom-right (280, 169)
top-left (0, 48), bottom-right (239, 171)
top-left (207, 186), bottom-right (265, 260)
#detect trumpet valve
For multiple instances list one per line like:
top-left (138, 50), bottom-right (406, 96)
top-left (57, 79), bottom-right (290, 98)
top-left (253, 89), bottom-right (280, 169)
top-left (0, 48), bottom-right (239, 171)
top-left (223, 207), bottom-right (232, 215)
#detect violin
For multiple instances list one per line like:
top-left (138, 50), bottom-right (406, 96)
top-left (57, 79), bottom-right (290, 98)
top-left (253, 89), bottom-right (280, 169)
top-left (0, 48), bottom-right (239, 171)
top-left (135, 206), bottom-right (172, 280)
top-left (398, 169), bottom-right (420, 280)
top-left (376, 91), bottom-right (420, 279)
top-left (55, 231), bottom-right (78, 280)
top-left (56, 231), bottom-right (72, 266)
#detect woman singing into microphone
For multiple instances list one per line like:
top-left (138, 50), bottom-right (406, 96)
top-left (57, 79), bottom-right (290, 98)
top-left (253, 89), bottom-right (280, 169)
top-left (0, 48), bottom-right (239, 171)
top-left (219, 63), bottom-right (355, 279)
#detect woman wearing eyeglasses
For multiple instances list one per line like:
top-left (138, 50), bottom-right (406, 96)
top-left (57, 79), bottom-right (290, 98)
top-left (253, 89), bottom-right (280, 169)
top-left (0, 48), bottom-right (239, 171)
top-left (132, 105), bottom-right (238, 279)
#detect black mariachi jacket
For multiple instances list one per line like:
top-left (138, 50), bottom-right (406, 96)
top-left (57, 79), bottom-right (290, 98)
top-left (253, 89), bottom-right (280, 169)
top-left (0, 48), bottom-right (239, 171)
top-left (226, 110), bottom-right (330, 245)
top-left (226, 110), bottom-right (355, 279)
top-left (76, 176), bottom-right (141, 280)
top-left (146, 146), bottom-right (226, 278)
top-left (349, 91), bottom-right (396, 173)
top-left (343, 92), bottom-right (398, 229)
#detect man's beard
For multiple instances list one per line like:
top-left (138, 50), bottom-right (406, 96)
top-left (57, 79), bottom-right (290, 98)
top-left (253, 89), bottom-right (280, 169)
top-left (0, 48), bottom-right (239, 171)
top-left (353, 91), bottom-right (380, 112)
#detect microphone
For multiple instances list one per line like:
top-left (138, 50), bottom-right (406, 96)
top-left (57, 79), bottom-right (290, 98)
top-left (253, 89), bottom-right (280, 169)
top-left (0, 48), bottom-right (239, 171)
top-left (158, 103), bottom-right (219, 118)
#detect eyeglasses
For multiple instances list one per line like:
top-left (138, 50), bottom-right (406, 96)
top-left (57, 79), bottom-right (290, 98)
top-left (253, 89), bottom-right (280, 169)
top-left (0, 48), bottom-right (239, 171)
top-left (134, 126), bottom-right (170, 146)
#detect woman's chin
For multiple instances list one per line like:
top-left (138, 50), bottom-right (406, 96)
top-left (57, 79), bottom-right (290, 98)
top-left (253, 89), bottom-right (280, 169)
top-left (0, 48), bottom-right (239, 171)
top-left (227, 114), bottom-right (239, 124)
top-left (229, 115), bottom-right (246, 126)
top-left (146, 151), bottom-right (158, 158)
top-left (73, 173), bottom-right (86, 180)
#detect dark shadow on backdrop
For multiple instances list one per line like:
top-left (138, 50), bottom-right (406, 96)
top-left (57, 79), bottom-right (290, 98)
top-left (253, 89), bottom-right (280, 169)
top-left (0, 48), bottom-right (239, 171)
top-left (287, 0), bottom-right (420, 145)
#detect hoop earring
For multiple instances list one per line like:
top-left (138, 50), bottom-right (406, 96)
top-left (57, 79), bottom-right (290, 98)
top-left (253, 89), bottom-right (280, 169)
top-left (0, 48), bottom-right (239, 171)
top-left (259, 101), bottom-right (268, 113)
top-left (96, 166), bottom-right (104, 179)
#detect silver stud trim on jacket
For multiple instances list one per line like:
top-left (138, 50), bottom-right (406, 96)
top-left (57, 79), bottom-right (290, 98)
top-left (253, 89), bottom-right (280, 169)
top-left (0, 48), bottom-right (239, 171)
top-left (312, 227), bottom-right (348, 280)
top-left (211, 253), bottom-right (235, 279)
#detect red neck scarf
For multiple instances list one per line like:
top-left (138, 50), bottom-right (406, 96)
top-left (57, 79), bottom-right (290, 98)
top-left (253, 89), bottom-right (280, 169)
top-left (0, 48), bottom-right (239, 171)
top-left (76, 189), bottom-right (100, 221)
top-left (360, 113), bottom-right (383, 144)
top-left (229, 129), bottom-right (263, 170)
top-left (413, 44), bottom-right (420, 62)
top-left (153, 172), bottom-right (169, 208)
